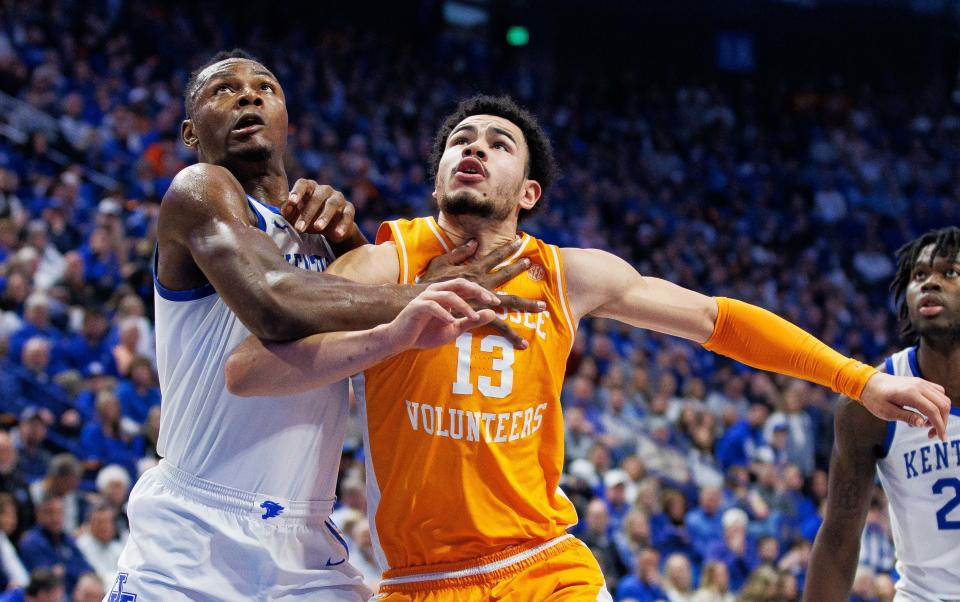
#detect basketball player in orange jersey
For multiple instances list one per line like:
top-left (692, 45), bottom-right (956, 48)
top-left (225, 96), bottom-right (951, 601)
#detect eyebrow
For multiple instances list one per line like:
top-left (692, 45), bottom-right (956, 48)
top-left (449, 123), bottom-right (518, 146)
top-left (202, 67), bottom-right (278, 88)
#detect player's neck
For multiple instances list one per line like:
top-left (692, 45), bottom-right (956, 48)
top-left (916, 340), bottom-right (960, 406)
top-left (436, 212), bottom-right (520, 256)
top-left (221, 157), bottom-right (289, 206)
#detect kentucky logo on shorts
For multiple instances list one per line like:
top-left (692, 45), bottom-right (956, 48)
top-left (108, 573), bottom-right (137, 601)
top-left (260, 500), bottom-right (284, 519)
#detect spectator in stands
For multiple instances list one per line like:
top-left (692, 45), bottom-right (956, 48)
top-left (0, 567), bottom-right (63, 602)
top-left (60, 307), bottom-right (115, 377)
top-left (28, 454), bottom-right (84, 533)
top-left (603, 469), bottom-right (632, 535)
top-left (110, 318), bottom-right (141, 378)
top-left (51, 251), bottom-right (91, 307)
top-left (0, 433), bottom-right (33, 538)
top-left (93, 465), bottom-right (130, 536)
top-left (18, 494), bottom-right (91, 593)
top-left (71, 572), bottom-right (105, 602)
top-left (613, 509), bottom-right (652, 570)
top-left (114, 356), bottom-right (159, 425)
top-left (706, 508), bottom-right (757, 593)
top-left (582, 498), bottom-right (627, 590)
top-left (0, 494), bottom-right (27, 589)
top-left (7, 295), bottom-right (59, 367)
top-left (75, 503), bottom-right (123, 587)
top-left (79, 391), bottom-right (142, 478)
top-left (715, 402), bottom-right (768, 470)
top-left (348, 520), bottom-right (380, 592)
top-left (23, 222), bottom-right (62, 292)
top-left (13, 408), bottom-right (51, 483)
top-left (692, 561), bottom-right (733, 602)
top-left (651, 490), bottom-right (696, 563)
top-left (615, 547), bottom-right (667, 602)
top-left (662, 553), bottom-right (695, 602)
top-left (686, 486), bottom-right (725, 560)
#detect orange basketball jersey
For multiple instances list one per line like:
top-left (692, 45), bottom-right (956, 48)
top-left (354, 216), bottom-right (578, 573)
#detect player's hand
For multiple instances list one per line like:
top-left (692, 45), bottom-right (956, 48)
top-left (280, 179), bottom-right (357, 242)
top-left (858, 372), bottom-right (951, 440)
top-left (384, 280), bottom-right (498, 351)
top-left (421, 237), bottom-right (545, 349)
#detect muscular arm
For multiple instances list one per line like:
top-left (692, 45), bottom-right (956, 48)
top-left (156, 164), bottom-right (414, 341)
top-left (563, 247), bottom-right (718, 340)
top-left (225, 242), bottom-right (405, 395)
top-left (805, 396), bottom-right (887, 602)
top-left (562, 247), bottom-right (951, 437)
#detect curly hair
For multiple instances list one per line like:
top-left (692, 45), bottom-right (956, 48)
top-left (430, 95), bottom-right (558, 221)
top-left (890, 226), bottom-right (960, 343)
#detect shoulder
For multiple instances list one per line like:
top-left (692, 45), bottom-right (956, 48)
top-left (326, 242), bottom-right (399, 284)
top-left (160, 164), bottom-right (249, 225)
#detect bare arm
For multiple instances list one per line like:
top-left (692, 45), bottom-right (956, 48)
top-left (562, 247), bottom-right (717, 340)
top-left (805, 396), bottom-right (887, 602)
top-left (225, 279), bottom-right (498, 396)
top-left (156, 164), bottom-right (417, 341)
top-left (562, 247), bottom-right (951, 436)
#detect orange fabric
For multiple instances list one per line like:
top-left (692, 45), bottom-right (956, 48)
top-left (703, 297), bottom-right (878, 400)
top-left (364, 217), bottom-right (578, 573)
top-left (376, 538), bottom-right (608, 601)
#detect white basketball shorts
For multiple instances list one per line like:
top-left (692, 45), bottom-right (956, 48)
top-left (105, 460), bottom-right (371, 601)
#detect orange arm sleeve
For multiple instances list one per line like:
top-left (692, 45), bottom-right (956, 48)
top-left (703, 297), bottom-right (878, 400)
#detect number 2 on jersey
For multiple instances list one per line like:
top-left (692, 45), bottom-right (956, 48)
top-left (933, 477), bottom-right (960, 530)
top-left (452, 333), bottom-right (515, 398)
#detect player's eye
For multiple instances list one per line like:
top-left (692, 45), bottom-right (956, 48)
top-left (452, 136), bottom-right (469, 145)
top-left (215, 85), bottom-right (231, 94)
top-left (914, 270), bottom-right (928, 281)
top-left (493, 141), bottom-right (508, 151)
top-left (946, 268), bottom-right (959, 278)
top-left (260, 83), bottom-right (274, 92)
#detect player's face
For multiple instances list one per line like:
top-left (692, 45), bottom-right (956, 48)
top-left (183, 59), bottom-right (287, 165)
top-left (906, 244), bottom-right (960, 343)
top-left (433, 114), bottom-right (541, 221)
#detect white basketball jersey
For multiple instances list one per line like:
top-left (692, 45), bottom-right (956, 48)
top-left (153, 195), bottom-right (348, 502)
top-left (876, 346), bottom-right (960, 601)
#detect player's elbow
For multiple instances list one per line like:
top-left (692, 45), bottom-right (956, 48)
top-left (224, 353), bottom-right (259, 397)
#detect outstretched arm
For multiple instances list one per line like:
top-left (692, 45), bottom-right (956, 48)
top-left (226, 279), bottom-right (498, 396)
top-left (805, 396), bottom-right (887, 601)
top-left (562, 247), bottom-right (951, 437)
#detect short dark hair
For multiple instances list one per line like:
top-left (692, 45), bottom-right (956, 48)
top-left (184, 48), bottom-right (264, 118)
top-left (891, 226), bottom-right (960, 343)
top-left (26, 567), bottom-right (61, 595)
top-left (430, 95), bottom-right (558, 221)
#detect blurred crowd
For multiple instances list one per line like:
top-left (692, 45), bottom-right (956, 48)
top-left (0, 0), bottom-right (957, 600)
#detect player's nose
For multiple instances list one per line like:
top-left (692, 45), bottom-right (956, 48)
top-left (237, 85), bottom-right (264, 107)
top-left (462, 145), bottom-right (486, 160)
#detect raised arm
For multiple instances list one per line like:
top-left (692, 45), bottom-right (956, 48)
top-left (561, 247), bottom-right (951, 436)
top-left (157, 163), bottom-right (418, 341)
top-left (805, 397), bottom-right (887, 601)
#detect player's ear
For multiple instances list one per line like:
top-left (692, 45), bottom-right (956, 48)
top-left (518, 179), bottom-right (541, 212)
top-left (181, 119), bottom-right (198, 149)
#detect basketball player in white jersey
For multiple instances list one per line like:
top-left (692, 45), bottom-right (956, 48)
top-left (807, 226), bottom-right (960, 602)
top-left (108, 50), bottom-right (532, 602)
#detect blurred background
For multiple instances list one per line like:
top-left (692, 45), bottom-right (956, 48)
top-left (0, 0), bottom-right (959, 599)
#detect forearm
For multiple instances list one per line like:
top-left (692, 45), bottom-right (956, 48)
top-left (225, 326), bottom-right (400, 397)
top-left (251, 269), bottom-right (414, 340)
top-left (805, 518), bottom-right (863, 602)
top-left (702, 298), bottom-right (876, 400)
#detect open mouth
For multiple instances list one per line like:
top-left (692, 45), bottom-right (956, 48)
top-left (918, 296), bottom-right (945, 317)
top-left (454, 157), bottom-right (486, 182)
top-left (232, 113), bottom-right (265, 134)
